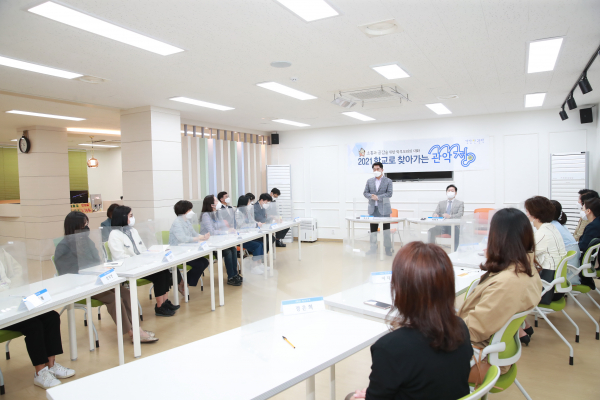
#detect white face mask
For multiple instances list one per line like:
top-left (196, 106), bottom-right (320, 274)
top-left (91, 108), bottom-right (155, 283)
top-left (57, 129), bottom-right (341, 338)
top-left (128, 216), bottom-right (135, 227)
top-left (263, 203), bottom-right (270, 210)
top-left (373, 170), bottom-right (382, 178)
top-left (186, 210), bottom-right (195, 220)
top-left (577, 203), bottom-right (583, 211)
top-left (580, 210), bottom-right (588, 221)
top-left (447, 191), bottom-right (456, 199)
top-left (225, 198), bottom-right (231, 204)
top-left (215, 202), bottom-right (222, 210)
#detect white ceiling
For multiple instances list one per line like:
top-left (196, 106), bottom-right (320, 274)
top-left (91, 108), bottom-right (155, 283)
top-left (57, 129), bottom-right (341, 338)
top-left (0, 0), bottom-right (599, 138)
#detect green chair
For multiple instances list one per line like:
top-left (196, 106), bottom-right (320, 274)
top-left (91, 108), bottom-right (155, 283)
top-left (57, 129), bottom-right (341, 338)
top-left (0, 330), bottom-right (24, 394)
top-left (51, 256), bottom-right (100, 348)
top-left (534, 250), bottom-right (578, 365)
top-left (458, 365), bottom-right (500, 400)
top-left (103, 243), bottom-right (148, 320)
top-left (466, 278), bottom-right (533, 399)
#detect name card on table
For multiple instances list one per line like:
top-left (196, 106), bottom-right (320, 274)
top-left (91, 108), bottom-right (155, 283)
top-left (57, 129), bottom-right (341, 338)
top-left (281, 297), bottom-right (325, 316)
top-left (270, 223), bottom-right (278, 229)
top-left (198, 241), bottom-right (210, 251)
top-left (428, 217), bottom-right (444, 220)
top-left (104, 261), bottom-right (123, 267)
top-left (359, 215), bottom-right (374, 220)
top-left (23, 289), bottom-right (52, 311)
top-left (371, 271), bottom-right (392, 283)
top-left (162, 250), bottom-right (175, 262)
top-left (96, 269), bottom-right (118, 285)
top-left (294, 217), bottom-right (300, 222)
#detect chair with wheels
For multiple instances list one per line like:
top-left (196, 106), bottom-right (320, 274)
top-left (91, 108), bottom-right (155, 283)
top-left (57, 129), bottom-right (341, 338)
top-left (466, 278), bottom-right (534, 399)
top-left (0, 330), bottom-right (24, 394)
top-left (533, 250), bottom-right (579, 365)
top-left (458, 365), bottom-right (500, 400)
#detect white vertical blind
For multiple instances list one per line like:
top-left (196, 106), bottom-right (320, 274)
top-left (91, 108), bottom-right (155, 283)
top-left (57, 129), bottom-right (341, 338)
top-left (550, 152), bottom-right (588, 232)
top-left (267, 165), bottom-right (293, 242)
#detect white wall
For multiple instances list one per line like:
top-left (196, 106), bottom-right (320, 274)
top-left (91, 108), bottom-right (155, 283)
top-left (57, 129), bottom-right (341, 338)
top-left (271, 108), bottom-right (599, 240)
top-left (86, 148), bottom-right (123, 205)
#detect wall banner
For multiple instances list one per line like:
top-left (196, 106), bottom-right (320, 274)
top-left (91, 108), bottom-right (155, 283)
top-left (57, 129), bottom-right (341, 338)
top-left (347, 137), bottom-right (489, 174)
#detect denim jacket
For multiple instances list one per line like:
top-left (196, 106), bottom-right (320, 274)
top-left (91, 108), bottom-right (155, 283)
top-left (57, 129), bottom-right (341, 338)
top-left (169, 215), bottom-right (199, 245)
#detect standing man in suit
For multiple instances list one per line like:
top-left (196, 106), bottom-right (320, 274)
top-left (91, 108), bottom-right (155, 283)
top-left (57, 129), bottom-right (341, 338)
top-left (270, 188), bottom-right (288, 247)
top-left (363, 162), bottom-right (394, 256)
top-left (427, 184), bottom-right (464, 249)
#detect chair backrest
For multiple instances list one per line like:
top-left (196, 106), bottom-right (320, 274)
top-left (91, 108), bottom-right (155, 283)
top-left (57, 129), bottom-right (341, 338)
top-left (554, 250), bottom-right (576, 293)
top-left (581, 243), bottom-right (600, 277)
top-left (458, 365), bottom-right (500, 400)
top-left (53, 237), bottom-right (63, 247)
top-left (162, 231), bottom-right (170, 244)
top-left (464, 278), bottom-right (481, 300)
top-left (103, 242), bottom-right (113, 262)
top-left (390, 208), bottom-right (399, 225)
top-left (487, 309), bottom-right (532, 366)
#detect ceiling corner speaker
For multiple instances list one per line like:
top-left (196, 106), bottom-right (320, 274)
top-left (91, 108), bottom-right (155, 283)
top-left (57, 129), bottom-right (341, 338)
top-left (271, 133), bottom-right (279, 145)
top-left (580, 107), bottom-right (593, 124)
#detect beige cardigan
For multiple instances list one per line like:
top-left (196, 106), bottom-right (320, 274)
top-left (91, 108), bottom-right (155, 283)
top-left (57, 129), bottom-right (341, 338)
top-left (574, 218), bottom-right (590, 241)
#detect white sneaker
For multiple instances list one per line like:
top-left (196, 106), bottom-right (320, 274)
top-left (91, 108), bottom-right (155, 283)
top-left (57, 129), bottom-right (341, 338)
top-left (250, 264), bottom-right (265, 274)
top-left (48, 362), bottom-right (75, 379)
top-left (34, 367), bottom-right (61, 389)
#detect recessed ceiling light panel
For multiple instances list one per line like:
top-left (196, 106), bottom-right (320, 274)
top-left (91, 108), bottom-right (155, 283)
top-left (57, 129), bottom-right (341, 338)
top-left (371, 64), bottom-right (410, 80)
top-left (6, 110), bottom-right (85, 121)
top-left (68, 128), bottom-right (120, 135)
top-left (170, 97), bottom-right (234, 111)
top-left (425, 103), bottom-right (452, 115)
top-left (524, 93), bottom-right (546, 108)
top-left (257, 82), bottom-right (316, 100)
top-left (272, 119), bottom-right (310, 127)
top-left (0, 55), bottom-right (82, 79)
top-left (28, 2), bottom-right (184, 56)
top-left (342, 112), bottom-right (375, 121)
top-left (276, 0), bottom-right (338, 22)
top-left (270, 61), bottom-right (292, 68)
top-left (527, 38), bottom-right (563, 73)
top-left (78, 143), bottom-right (118, 148)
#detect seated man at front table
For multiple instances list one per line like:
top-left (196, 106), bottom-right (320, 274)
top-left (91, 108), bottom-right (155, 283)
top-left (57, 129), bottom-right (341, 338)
top-left (363, 162), bottom-right (393, 256)
top-left (427, 184), bottom-right (464, 249)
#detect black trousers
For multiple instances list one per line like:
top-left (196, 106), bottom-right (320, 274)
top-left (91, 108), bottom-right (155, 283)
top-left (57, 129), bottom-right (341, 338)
top-left (6, 311), bottom-right (63, 366)
top-left (145, 269), bottom-right (183, 298)
top-left (186, 257), bottom-right (209, 286)
top-left (275, 228), bottom-right (289, 241)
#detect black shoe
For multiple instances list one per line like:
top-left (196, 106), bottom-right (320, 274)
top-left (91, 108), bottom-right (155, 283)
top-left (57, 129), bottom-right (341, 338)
top-left (155, 304), bottom-right (175, 317)
top-left (519, 334), bottom-right (530, 346)
top-left (524, 327), bottom-right (534, 336)
top-left (163, 299), bottom-right (180, 311)
top-left (227, 277), bottom-right (242, 286)
top-left (276, 240), bottom-right (286, 248)
top-left (386, 249), bottom-right (394, 256)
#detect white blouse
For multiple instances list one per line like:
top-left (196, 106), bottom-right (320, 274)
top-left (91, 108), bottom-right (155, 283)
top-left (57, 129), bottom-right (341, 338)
top-left (107, 228), bottom-right (147, 260)
top-left (534, 223), bottom-right (567, 271)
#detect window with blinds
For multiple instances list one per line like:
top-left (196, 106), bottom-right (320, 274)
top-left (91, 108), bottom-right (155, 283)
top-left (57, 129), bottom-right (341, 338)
top-left (68, 150), bottom-right (89, 191)
top-left (549, 152), bottom-right (588, 233)
top-left (267, 165), bottom-right (293, 242)
top-left (0, 147), bottom-right (20, 200)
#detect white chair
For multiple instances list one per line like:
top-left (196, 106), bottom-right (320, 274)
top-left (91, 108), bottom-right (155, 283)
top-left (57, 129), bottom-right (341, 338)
top-left (566, 243), bottom-right (600, 340)
top-left (459, 365), bottom-right (500, 400)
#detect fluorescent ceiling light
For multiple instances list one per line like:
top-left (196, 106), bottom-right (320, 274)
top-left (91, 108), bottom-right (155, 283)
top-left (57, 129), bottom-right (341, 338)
top-left (28, 2), bottom-right (183, 56)
top-left (272, 119), bottom-right (310, 127)
top-left (371, 64), bottom-right (410, 79)
top-left (342, 112), bottom-right (375, 121)
top-left (257, 82), bottom-right (316, 100)
top-left (527, 38), bottom-right (563, 73)
top-left (67, 128), bottom-right (120, 135)
top-left (425, 103), bottom-right (452, 115)
top-left (0, 55), bottom-right (82, 79)
top-left (170, 97), bottom-right (234, 111)
top-left (276, 0), bottom-right (338, 22)
top-left (525, 93), bottom-right (546, 108)
top-left (6, 110), bottom-right (85, 121)
top-left (78, 143), bottom-right (118, 148)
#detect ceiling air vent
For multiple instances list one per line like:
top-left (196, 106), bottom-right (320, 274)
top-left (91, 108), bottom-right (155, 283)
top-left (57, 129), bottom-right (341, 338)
top-left (331, 86), bottom-right (410, 108)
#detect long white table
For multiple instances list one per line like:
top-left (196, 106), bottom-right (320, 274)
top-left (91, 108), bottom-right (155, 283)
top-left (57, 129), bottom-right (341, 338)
top-left (346, 216), bottom-right (406, 261)
top-left (260, 220), bottom-right (302, 275)
top-left (448, 251), bottom-right (486, 269)
top-left (46, 310), bottom-right (387, 400)
top-left (406, 217), bottom-right (462, 252)
top-left (324, 267), bottom-right (485, 322)
top-left (0, 274), bottom-right (126, 365)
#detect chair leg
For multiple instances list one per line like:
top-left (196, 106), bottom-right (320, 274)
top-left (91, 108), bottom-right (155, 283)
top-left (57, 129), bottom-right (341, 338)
top-left (97, 305), bottom-right (102, 321)
top-left (83, 308), bottom-right (88, 327)
top-left (561, 309), bottom-right (580, 342)
top-left (91, 320), bottom-right (99, 348)
top-left (59, 305), bottom-right (68, 317)
top-left (200, 274), bottom-right (203, 293)
top-left (568, 293), bottom-right (599, 340)
top-left (0, 364), bottom-right (4, 395)
top-left (4, 341), bottom-right (10, 361)
top-left (138, 300), bottom-right (143, 321)
top-left (149, 285), bottom-right (153, 300)
top-left (513, 378), bottom-right (533, 400)
top-left (585, 292), bottom-right (600, 313)
top-left (535, 307), bottom-right (574, 365)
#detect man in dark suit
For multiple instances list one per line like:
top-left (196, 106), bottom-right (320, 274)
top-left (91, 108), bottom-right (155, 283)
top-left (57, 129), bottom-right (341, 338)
top-left (270, 188), bottom-right (288, 247)
top-left (253, 193), bottom-right (275, 253)
top-left (363, 162), bottom-right (394, 256)
top-left (217, 191), bottom-right (234, 227)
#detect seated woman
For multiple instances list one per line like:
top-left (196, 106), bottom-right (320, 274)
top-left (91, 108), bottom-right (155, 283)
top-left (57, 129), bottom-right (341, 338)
top-left (578, 198), bottom-right (600, 288)
top-left (100, 203), bottom-right (119, 242)
top-left (108, 206), bottom-right (180, 317)
top-left (169, 200), bottom-right (211, 295)
top-left (54, 211), bottom-right (157, 343)
top-left (550, 200), bottom-right (581, 283)
top-left (524, 196), bottom-right (567, 305)
top-left (346, 241), bottom-right (472, 400)
top-left (458, 208), bottom-right (542, 364)
top-left (200, 195), bottom-right (242, 286)
top-left (235, 195), bottom-right (265, 275)
top-left (245, 192), bottom-right (256, 205)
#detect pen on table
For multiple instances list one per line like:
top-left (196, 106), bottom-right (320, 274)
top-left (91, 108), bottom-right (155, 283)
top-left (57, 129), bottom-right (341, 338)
top-left (282, 336), bottom-right (295, 349)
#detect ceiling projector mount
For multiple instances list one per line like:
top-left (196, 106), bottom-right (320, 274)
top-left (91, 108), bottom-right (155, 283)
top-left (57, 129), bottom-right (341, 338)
top-left (331, 85), bottom-right (411, 108)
